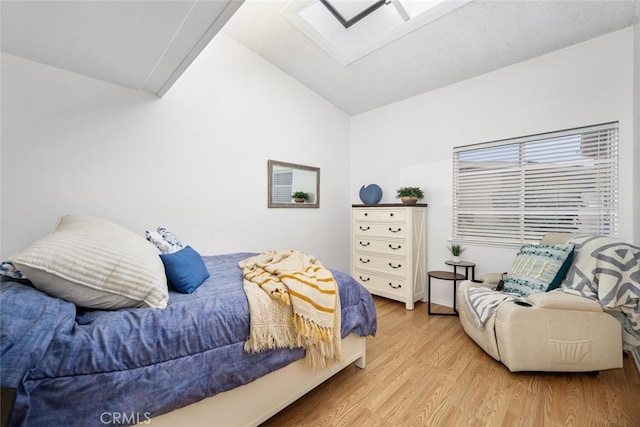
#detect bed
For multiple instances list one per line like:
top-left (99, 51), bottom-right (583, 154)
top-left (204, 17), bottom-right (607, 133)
top-left (1, 252), bottom-right (377, 426)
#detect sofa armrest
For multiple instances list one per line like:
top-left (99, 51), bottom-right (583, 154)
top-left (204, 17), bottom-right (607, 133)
top-left (495, 290), bottom-right (622, 372)
top-left (526, 291), bottom-right (602, 312)
top-left (480, 273), bottom-right (504, 284)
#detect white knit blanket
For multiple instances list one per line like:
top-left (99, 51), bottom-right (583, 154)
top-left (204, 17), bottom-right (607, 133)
top-left (239, 250), bottom-right (342, 369)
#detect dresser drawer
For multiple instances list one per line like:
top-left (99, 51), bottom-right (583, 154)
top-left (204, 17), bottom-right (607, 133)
top-left (354, 222), bottom-right (406, 238)
top-left (354, 253), bottom-right (406, 276)
top-left (354, 237), bottom-right (406, 256)
top-left (377, 209), bottom-right (406, 222)
top-left (354, 270), bottom-right (405, 298)
top-left (353, 209), bottom-right (405, 222)
top-left (353, 209), bottom-right (379, 222)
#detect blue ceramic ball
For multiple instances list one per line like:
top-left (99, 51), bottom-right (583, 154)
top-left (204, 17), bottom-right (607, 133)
top-left (359, 184), bottom-right (382, 205)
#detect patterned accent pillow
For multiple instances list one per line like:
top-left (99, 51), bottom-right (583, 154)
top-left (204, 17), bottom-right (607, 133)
top-left (145, 227), bottom-right (184, 254)
top-left (0, 260), bottom-right (25, 280)
top-left (503, 243), bottom-right (575, 297)
top-left (11, 215), bottom-right (168, 309)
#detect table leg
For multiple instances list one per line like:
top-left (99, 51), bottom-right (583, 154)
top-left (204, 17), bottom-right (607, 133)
top-left (427, 275), bottom-right (432, 315)
top-left (453, 280), bottom-right (457, 313)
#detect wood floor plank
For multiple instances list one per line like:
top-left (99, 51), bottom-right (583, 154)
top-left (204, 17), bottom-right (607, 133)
top-left (260, 297), bottom-right (640, 427)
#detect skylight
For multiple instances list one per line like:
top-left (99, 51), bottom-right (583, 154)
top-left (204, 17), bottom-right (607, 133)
top-left (281, 0), bottom-right (472, 65)
top-left (318, 0), bottom-right (387, 29)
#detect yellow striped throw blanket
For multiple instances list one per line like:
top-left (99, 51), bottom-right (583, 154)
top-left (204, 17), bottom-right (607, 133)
top-left (239, 250), bottom-right (342, 369)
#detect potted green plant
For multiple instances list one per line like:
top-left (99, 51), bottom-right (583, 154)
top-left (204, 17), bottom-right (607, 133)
top-left (448, 243), bottom-right (465, 262)
top-left (396, 186), bottom-right (424, 205)
top-left (292, 191), bottom-right (309, 203)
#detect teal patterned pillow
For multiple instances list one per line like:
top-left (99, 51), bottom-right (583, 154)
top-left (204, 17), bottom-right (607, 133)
top-left (503, 243), bottom-right (575, 297)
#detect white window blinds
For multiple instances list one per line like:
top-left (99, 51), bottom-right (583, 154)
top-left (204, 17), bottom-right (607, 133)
top-left (453, 122), bottom-right (619, 245)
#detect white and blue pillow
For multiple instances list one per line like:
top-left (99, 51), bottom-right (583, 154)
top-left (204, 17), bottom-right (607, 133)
top-left (503, 243), bottom-right (575, 297)
top-left (145, 227), bottom-right (184, 254)
top-left (0, 261), bottom-right (25, 280)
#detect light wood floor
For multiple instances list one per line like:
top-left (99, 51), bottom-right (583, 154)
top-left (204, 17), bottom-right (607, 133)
top-left (261, 296), bottom-right (640, 427)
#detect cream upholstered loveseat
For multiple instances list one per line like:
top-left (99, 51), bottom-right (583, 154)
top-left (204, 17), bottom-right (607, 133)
top-left (457, 233), bottom-right (623, 373)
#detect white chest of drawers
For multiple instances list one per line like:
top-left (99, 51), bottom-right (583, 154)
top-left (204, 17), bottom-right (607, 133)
top-left (352, 204), bottom-right (427, 310)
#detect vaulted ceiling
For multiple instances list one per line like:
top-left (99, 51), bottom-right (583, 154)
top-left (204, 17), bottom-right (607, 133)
top-left (0, 0), bottom-right (244, 96)
top-left (223, 0), bottom-right (640, 115)
top-left (2, 0), bottom-right (639, 115)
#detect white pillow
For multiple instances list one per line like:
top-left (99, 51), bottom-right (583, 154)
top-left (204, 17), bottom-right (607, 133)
top-left (11, 215), bottom-right (168, 309)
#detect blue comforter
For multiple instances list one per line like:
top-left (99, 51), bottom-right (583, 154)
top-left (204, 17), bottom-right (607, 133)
top-left (1, 253), bottom-right (377, 426)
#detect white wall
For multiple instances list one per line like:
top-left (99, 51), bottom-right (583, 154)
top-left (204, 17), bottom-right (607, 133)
top-left (351, 28), bottom-right (636, 308)
top-left (3, 25), bottom-right (637, 307)
top-left (1, 33), bottom-right (353, 271)
top-left (635, 22), bottom-right (640, 244)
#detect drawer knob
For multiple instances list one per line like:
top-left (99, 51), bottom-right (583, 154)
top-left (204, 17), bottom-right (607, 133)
top-left (359, 258), bottom-right (370, 264)
top-left (359, 241), bottom-right (370, 247)
top-left (388, 227), bottom-right (402, 233)
top-left (359, 226), bottom-right (370, 231)
top-left (388, 263), bottom-right (402, 269)
top-left (390, 213), bottom-right (394, 217)
top-left (359, 276), bottom-right (370, 282)
top-left (364, 213), bottom-right (368, 216)
top-left (388, 282), bottom-right (402, 289)
top-left (389, 244), bottom-right (401, 250)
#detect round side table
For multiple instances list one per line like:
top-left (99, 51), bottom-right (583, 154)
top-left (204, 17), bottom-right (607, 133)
top-left (428, 261), bottom-right (475, 316)
top-left (445, 260), bottom-right (476, 281)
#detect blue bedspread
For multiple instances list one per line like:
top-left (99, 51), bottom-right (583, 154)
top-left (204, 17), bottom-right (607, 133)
top-left (1, 253), bottom-right (377, 426)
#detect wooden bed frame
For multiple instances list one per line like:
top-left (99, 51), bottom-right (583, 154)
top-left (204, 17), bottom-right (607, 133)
top-left (146, 334), bottom-right (367, 426)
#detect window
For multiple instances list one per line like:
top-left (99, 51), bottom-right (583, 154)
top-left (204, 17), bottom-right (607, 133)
top-left (453, 122), bottom-right (619, 245)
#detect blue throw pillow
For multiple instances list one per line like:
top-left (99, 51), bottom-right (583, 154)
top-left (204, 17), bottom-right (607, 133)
top-left (159, 246), bottom-right (210, 294)
top-left (502, 243), bottom-right (575, 297)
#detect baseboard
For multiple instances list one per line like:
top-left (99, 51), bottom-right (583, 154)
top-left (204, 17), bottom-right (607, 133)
top-left (631, 347), bottom-right (640, 375)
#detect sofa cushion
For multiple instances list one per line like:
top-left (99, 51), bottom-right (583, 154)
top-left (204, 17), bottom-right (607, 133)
top-left (502, 243), bottom-right (574, 297)
top-left (11, 215), bottom-right (168, 309)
